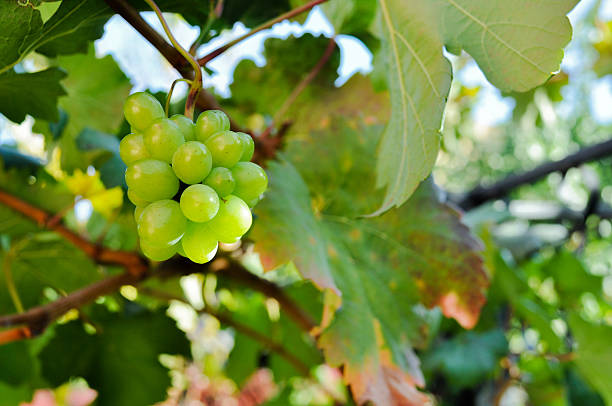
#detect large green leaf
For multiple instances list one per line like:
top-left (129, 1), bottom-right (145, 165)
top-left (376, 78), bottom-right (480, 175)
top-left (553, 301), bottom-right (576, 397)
top-left (0, 68), bottom-right (66, 123)
top-left (372, 0), bottom-right (577, 213)
top-left (0, 0), bottom-right (111, 74)
top-left (39, 309), bottom-right (190, 406)
top-left (252, 122), bottom-right (487, 404)
top-left (569, 314), bottom-right (612, 405)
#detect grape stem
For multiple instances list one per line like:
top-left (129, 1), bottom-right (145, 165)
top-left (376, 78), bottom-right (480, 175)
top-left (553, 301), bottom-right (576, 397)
top-left (197, 0), bottom-right (330, 66)
top-left (165, 78), bottom-right (193, 116)
top-left (143, 0), bottom-right (203, 119)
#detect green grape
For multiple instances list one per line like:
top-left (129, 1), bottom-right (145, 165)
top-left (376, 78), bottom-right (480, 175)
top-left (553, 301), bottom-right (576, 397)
top-left (204, 130), bottom-right (243, 168)
top-left (208, 195), bottom-right (252, 243)
top-left (180, 184), bottom-right (219, 223)
top-left (144, 118), bottom-right (185, 163)
top-left (140, 239), bottom-right (178, 261)
top-left (195, 110), bottom-right (230, 142)
top-left (181, 222), bottom-right (218, 264)
top-left (134, 205), bottom-right (146, 222)
top-left (127, 189), bottom-right (150, 207)
top-left (125, 159), bottom-right (179, 201)
top-left (235, 132), bottom-right (254, 162)
top-left (176, 242), bottom-right (187, 257)
top-left (231, 162), bottom-right (268, 202)
top-left (170, 114), bottom-right (196, 142)
top-left (124, 92), bottom-right (164, 131)
top-left (138, 200), bottom-right (187, 246)
top-left (204, 167), bottom-right (235, 197)
top-left (246, 197), bottom-right (260, 208)
top-left (171, 141), bottom-right (212, 184)
top-left (119, 133), bottom-right (149, 165)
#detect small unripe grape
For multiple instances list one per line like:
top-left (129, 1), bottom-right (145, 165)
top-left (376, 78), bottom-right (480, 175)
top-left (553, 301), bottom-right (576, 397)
top-left (125, 159), bottom-right (178, 201)
top-left (171, 114), bottom-right (196, 142)
top-left (181, 222), bottom-right (218, 264)
top-left (180, 184), bottom-right (219, 223)
top-left (127, 189), bottom-right (150, 207)
top-left (195, 110), bottom-right (230, 142)
top-left (231, 162), bottom-right (268, 202)
top-left (204, 167), bottom-right (235, 197)
top-left (144, 118), bottom-right (185, 163)
top-left (208, 195), bottom-right (252, 243)
top-left (205, 130), bottom-right (243, 168)
top-left (138, 200), bottom-right (187, 246)
top-left (140, 239), bottom-right (178, 261)
top-left (124, 92), bottom-right (164, 131)
top-left (172, 141), bottom-right (212, 184)
top-left (235, 132), bottom-right (254, 162)
top-left (119, 133), bottom-right (149, 165)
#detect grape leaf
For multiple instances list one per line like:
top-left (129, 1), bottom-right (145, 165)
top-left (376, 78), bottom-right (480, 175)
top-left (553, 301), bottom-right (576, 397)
top-left (251, 122), bottom-right (487, 404)
top-left (228, 34), bottom-right (341, 121)
top-left (39, 309), bottom-right (190, 406)
top-left (372, 0), bottom-right (577, 214)
top-left (568, 314), bottom-right (612, 405)
top-left (0, 0), bottom-right (111, 73)
top-left (0, 68), bottom-right (66, 123)
top-left (55, 46), bottom-right (131, 171)
top-left (0, 233), bottom-right (102, 314)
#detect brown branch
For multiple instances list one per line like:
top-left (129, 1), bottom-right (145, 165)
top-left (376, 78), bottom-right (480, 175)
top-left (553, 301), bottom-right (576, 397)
top-left (157, 257), bottom-right (317, 331)
top-left (0, 189), bottom-right (147, 276)
top-left (197, 0), bottom-right (330, 66)
top-left (103, 0), bottom-right (247, 134)
top-left (455, 138), bottom-right (612, 210)
top-left (0, 190), bottom-right (315, 344)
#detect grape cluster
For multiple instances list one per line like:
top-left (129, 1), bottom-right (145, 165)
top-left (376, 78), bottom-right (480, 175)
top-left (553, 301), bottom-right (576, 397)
top-left (119, 92), bottom-right (267, 263)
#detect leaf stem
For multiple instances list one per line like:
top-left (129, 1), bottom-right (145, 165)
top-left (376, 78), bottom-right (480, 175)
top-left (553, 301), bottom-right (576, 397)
top-left (142, 0), bottom-right (203, 119)
top-left (197, 0), bottom-right (330, 66)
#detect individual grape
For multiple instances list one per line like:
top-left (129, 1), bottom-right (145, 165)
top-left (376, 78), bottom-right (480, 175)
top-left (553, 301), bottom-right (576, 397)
top-left (134, 205), bottom-right (146, 222)
top-left (181, 222), bottom-right (218, 264)
top-left (231, 162), bottom-right (268, 202)
top-left (176, 242), bottom-right (187, 257)
top-left (204, 167), bottom-right (235, 197)
top-left (195, 110), bottom-right (230, 142)
top-left (125, 159), bottom-right (179, 201)
top-left (119, 133), bottom-right (149, 165)
top-left (180, 184), bottom-right (219, 223)
top-left (140, 239), bottom-right (178, 261)
top-left (207, 195), bottom-right (252, 243)
top-left (204, 130), bottom-right (243, 168)
top-left (124, 92), bottom-right (164, 131)
top-left (171, 141), bottom-right (212, 184)
top-left (171, 114), bottom-right (196, 142)
top-left (138, 200), bottom-right (187, 246)
top-left (127, 189), bottom-right (150, 207)
top-left (245, 197), bottom-right (260, 208)
top-left (144, 118), bottom-right (185, 163)
top-left (235, 132), bottom-right (254, 162)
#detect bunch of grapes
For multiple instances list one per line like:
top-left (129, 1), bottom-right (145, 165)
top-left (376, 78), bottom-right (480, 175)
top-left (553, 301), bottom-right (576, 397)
top-left (119, 92), bottom-right (267, 264)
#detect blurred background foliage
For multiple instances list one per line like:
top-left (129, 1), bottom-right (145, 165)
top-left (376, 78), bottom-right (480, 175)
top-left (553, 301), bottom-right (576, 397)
top-left (1, 0), bottom-right (612, 405)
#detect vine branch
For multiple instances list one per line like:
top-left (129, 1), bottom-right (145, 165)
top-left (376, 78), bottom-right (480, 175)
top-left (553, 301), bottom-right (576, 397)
top-left (197, 0), bottom-right (330, 66)
top-left (455, 138), bottom-right (612, 210)
top-left (0, 190), bottom-right (315, 344)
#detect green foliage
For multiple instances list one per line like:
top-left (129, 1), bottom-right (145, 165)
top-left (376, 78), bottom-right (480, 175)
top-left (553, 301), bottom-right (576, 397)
top-left (39, 309), bottom-right (190, 406)
top-left (371, 0), bottom-right (577, 213)
top-left (569, 314), bottom-right (612, 405)
top-left (0, 69), bottom-right (66, 123)
top-left (1, 1), bottom-right (610, 405)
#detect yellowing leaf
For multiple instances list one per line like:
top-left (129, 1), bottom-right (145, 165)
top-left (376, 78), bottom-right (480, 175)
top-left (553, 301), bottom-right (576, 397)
top-left (63, 169), bottom-right (123, 217)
